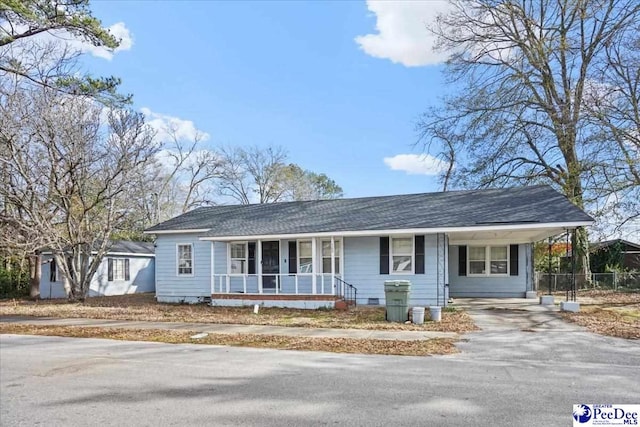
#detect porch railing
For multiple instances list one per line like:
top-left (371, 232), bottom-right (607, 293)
top-left (211, 273), bottom-right (342, 296)
top-left (335, 276), bottom-right (357, 306)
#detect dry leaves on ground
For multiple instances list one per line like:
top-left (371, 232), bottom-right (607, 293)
top-left (0, 323), bottom-right (459, 356)
top-left (560, 304), bottom-right (640, 340)
top-left (0, 294), bottom-right (477, 333)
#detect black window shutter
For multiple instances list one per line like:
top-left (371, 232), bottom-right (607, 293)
top-left (288, 241), bottom-right (297, 274)
top-left (380, 237), bottom-right (389, 275)
top-left (415, 235), bottom-right (425, 274)
top-left (458, 246), bottom-right (467, 276)
top-left (510, 244), bottom-right (519, 276)
top-left (108, 258), bottom-right (113, 282)
top-left (124, 259), bottom-right (130, 281)
top-left (248, 242), bottom-right (256, 274)
top-left (50, 259), bottom-right (56, 282)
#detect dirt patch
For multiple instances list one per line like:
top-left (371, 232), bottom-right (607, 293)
top-left (0, 323), bottom-right (459, 356)
top-left (0, 294), bottom-right (477, 333)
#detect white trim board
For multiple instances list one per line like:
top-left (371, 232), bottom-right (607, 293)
top-left (145, 229), bottom-right (210, 235)
top-left (198, 221), bottom-right (593, 242)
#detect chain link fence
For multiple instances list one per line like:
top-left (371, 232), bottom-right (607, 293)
top-left (534, 272), bottom-right (640, 292)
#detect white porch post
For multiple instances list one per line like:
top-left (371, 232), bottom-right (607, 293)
top-left (257, 239), bottom-right (263, 293)
top-left (211, 242), bottom-right (216, 294)
top-left (331, 236), bottom-right (335, 292)
top-left (311, 237), bottom-right (317, 294)
top-left (225, 242), bottom-right (230, 293)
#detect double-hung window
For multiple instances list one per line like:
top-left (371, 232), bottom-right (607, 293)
top-left (469, 246), bottom-right (487, 275)
top-left (490, 247), bottom-right (508, 274)
top-left (230, 242), bottom-right (247, 274)
top-left (321, 240), bottom-right (341, 274)
top-left (298, 240), bottom-right (313, 273)
top-left (391, 237), bottom-right (413, 273)
top-left (177, 244), bottom-right (193, 276)
top-left (468, 246), bottom-right (509, 276)
top-left (111, 259), bottom-right (126, 281)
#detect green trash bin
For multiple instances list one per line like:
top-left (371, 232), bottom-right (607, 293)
top-left (384, 280), bottom-right (411, 322)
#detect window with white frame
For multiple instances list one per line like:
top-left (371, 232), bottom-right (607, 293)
top-left (230, 242), bottom-right (247, 274)
top-left (177, 244), bottom-right (193, 276)
top-left (321, 240), bottom-right (341, 274)
top-left (490, 246), bottom-right (508, 274)
top-left (298, 240), bottom-right (313, 273)
top-left (468, 246), bottom-right (509, 276)
top-left (111, 259), bottom-right (126, 281)
top-left (468, 246), bottom-right (486, 275)
top-left (391, 237), bottom-right (413, 273)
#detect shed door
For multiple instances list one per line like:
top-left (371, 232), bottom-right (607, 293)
top-left (262, 241), bottom-right (280, 290)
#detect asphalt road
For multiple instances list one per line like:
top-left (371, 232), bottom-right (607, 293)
top-left (2, 329), bottom-right (639, 427)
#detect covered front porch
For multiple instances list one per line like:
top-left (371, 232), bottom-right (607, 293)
top-left (206, 236), bottom-right (356, 308)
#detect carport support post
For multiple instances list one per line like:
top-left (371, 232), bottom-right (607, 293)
top-left (571, 229), bottom-right (577, 302)
top-left (547, 237), bottom-right (552, 295)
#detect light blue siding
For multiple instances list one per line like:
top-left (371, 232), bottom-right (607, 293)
top-left (342, 235), bottom-right (446, 306)
top-left (39, 254), bottom-right (155, 299)
top-left (449, 244), bottom-right (531, 297)
top-left (155, 234), bottom-right (211, 301)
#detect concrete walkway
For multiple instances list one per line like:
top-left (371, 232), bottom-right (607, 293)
top-left (0, 316), bottom-right (457, 341)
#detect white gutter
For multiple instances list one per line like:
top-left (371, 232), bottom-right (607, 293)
top-left (197, 221), bottom-right (594, 241)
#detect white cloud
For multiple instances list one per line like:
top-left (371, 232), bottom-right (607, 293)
top-left (141, 107), bottom-right (210, 143)
top-left (383, 153), bottom-right (449, 175)
top-left (70, 22), bottom-right (133, 60)
top-left (355, 0), bottom-right (451, 67)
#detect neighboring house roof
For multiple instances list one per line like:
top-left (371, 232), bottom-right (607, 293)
top-left (108, 240), bottom-right (155, 255)
top-left (145, 185), bottom-right (593, 237)
top-left (590, 239), bottom-right (640, 252)
top-left (42, 241), bottom-right (155, 256)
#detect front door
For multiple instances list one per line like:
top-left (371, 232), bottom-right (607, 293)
top-left (262, 241), bottom-right (280, 291)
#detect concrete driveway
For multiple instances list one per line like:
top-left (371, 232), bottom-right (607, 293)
top-left (451, 298), bottom-right (640, 365)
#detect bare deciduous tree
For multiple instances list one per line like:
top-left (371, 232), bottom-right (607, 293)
top-left (279, 164), bottom-right (344, 201)
top-left (417, 0), bottom-right (640, 274)
top-left (0, 82), bottom-right (157, 300)
top-left (214, 146), bottom-right (343, 204)
top-left (216, 145), bottom-right (288, 204)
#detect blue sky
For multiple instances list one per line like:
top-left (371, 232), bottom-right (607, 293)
top-left (85, 0), bottom-right (453, 198)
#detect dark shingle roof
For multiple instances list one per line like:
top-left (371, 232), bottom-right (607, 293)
top-left (108, 240), bottom-right (155, 255)
top-left (145, 185), bottom-right (593, 237)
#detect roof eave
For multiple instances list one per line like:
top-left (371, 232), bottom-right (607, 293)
top-left (197, 220), bottom-right (594, 241)
top-left (143, 228), bottom-right (211, 235)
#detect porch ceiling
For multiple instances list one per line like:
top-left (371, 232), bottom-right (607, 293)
top-left (447, 226), bottom-right (569, 245)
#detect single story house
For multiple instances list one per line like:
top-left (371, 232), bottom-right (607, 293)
top-left (40, 241), bottom-right (155, 299)
top-left (590, 239), bottom-right (640, 272)
top-left (144, 185), bottom-right (593, 308)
